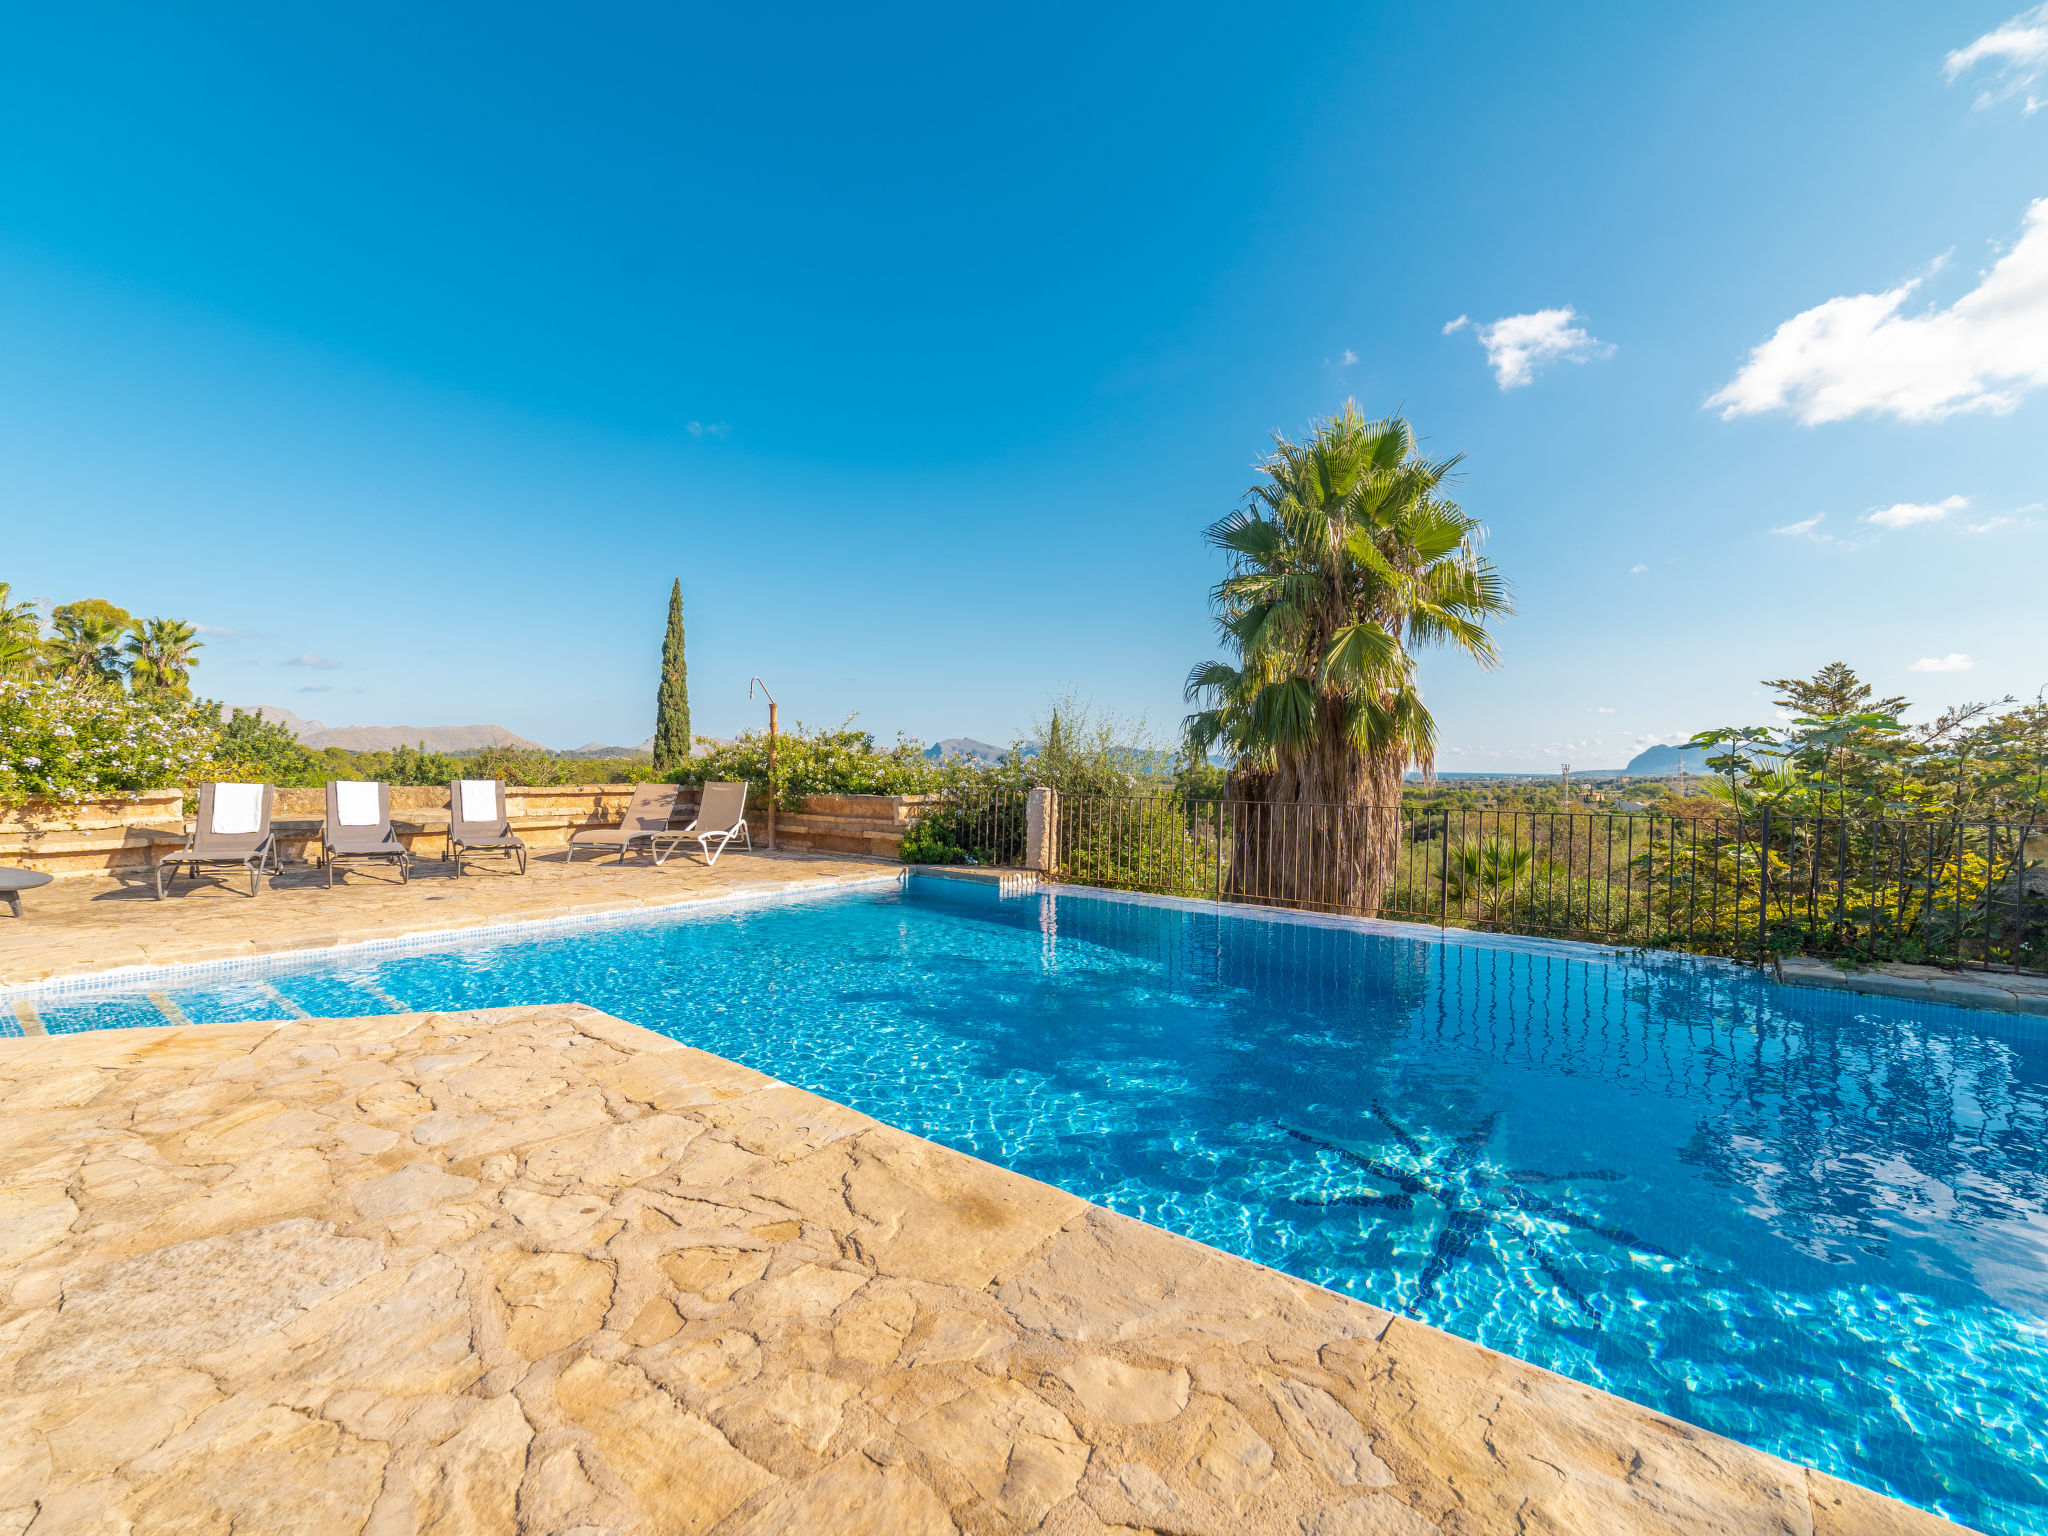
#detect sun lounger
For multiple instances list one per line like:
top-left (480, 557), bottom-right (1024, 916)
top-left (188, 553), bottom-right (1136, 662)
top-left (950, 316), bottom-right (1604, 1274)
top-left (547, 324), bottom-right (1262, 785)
top-left (446, 778), bottom-right (528, 876)
top-left (155, 782), bottom-right (279, 899)
top-left (565, 782), bottom-right (683, 865)
top-left (322, 780), bottom-right (411, 886)
top-left (676, 780), bottom-right (752, 866)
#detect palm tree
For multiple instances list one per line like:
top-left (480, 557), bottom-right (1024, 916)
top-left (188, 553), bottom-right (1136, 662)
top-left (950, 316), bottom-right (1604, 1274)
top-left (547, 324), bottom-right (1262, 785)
top-left (0, 632), bottom-right (34, 676)
top-left (123, 617), bottom-right (204, 696)
top-left (1184, 403), bottom-right (1510, 912)
top-left (0, 583), bottom-right (38, 677)
top-left (44, 606), bottom-right (130, 686)
top-left (1448, 837), bottom-right (1536, 901)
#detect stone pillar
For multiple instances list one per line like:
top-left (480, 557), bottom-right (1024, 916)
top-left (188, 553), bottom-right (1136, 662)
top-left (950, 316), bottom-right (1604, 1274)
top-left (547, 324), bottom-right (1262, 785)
top-left (1025, 786), bottom-right (1057, 875)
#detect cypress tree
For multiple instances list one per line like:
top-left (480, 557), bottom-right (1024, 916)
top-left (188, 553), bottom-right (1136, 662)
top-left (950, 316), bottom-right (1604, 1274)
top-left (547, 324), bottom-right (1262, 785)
top-left (652, 579), bottom-right (690, 772)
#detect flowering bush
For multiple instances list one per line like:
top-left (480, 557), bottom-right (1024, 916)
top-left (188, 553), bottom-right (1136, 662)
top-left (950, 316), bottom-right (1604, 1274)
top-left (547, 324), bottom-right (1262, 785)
top-left (672, 722), bottom-right (985, 809)
top-left (0, 676), bottom-right (219, 805)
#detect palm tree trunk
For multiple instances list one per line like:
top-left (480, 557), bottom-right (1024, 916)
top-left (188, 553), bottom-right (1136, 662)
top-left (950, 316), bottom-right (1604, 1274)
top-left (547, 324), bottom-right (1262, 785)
top-left (1226, 735), bottom-right (1405, 914)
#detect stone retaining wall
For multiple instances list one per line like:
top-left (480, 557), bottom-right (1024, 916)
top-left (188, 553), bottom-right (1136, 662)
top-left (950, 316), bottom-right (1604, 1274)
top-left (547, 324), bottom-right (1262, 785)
top-left (0, 789), bottom-right (187, 879)
top-left (765, 792), bottom-right (940, 858)
top-left (0, 784), bottom-right (932, 877)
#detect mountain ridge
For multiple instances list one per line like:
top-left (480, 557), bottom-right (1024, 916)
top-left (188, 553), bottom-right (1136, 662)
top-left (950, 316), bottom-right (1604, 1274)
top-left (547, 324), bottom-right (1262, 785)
top-left (252, 706), bottom-right (547, 754)
top-left (1623, 742), bottom-right (1712, 775)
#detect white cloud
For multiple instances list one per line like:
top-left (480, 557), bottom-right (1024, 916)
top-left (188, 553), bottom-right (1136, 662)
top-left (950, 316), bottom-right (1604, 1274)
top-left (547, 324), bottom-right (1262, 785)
top-left (1629, 562), bottom-right (1649, 574)
top-left (1947, 4), bottom-right (2048, 113)
top-left (685, 420), bottom-right (731, 439)
top-left (1968, 502), bottom-right (2043, 531)
top-left (1772, 514), bottom-right (1828, 538)
top-left (284, 653), bottom-right (341, 669)
top-left (1708, 198), bottom-right (2048, 424)
top-left (1340, 348), bottom-right (1358, 366)
top-left (1910, 653), bottom-right (1977, 672)
top-left (1864, 494), bottom-right (1969, 528)
top-left (1458, 307), bottom-right (1614, 389)
top-left (1442, 315), bottom-right (1469, 335)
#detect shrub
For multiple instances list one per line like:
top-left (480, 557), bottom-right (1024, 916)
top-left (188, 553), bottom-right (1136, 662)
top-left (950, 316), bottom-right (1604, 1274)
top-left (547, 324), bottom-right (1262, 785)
top-left (0, 675), bottom-right (219, 804)
top-left (673, 721), bottom-right (980, 809)
top-left (899, 811), bottom-right (971, 865)
top-left (463, 744), bottom-right (661, 787)
top-left (215, 707), bottom-right (318, 785)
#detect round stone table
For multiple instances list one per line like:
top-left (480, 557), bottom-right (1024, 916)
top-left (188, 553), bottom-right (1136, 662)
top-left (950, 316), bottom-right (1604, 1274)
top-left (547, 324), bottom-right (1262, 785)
top-left (0, 867), bottom-right (53, 918)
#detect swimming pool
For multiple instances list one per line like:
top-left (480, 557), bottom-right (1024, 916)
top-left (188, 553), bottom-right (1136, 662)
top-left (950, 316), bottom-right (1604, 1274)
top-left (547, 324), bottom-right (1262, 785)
top-left (13, 875), bottom-right (2045, 1532)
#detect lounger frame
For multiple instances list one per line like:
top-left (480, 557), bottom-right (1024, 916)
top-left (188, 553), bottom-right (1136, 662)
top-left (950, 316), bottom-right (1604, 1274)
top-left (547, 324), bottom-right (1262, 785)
top-left (564, 783), bottom-right (684, 867)
top-left (155, 783), bottom-right (280, 899)
top-left (322, 780), bottom-right (412, 887)
top-left (676, 781), bottom-right (752, 867)
top-left (446, 779), bottom-right (529, 877)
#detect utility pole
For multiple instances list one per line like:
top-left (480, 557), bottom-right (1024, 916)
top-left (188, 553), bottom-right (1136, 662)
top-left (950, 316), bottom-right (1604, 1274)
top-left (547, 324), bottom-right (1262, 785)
top-left (750, 678), bottom-right (778, 851)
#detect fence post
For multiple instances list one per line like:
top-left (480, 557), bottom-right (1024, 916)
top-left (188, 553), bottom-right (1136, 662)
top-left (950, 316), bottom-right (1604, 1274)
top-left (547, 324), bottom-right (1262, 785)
top-left (1438, 811), bottom-right (1449, 926)
top-left (1214, 799), bottom-right (1224, 903)
top-left (1758, 805), bottom-right (1771, 970)
top-left (1026, 787), bottom-right (1057, 877)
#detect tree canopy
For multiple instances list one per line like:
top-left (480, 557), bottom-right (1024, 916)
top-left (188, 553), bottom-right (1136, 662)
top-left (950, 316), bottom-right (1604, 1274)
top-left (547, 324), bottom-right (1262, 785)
top-left (1184, 402), bottom-right (1510, 788)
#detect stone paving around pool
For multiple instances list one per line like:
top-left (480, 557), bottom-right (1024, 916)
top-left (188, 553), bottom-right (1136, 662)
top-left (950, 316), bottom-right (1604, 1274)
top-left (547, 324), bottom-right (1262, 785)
top-left (0, 1004), bottom-right (1967, 1535)
top-left (1777, 955), bottom-right (2048, 1017)
top-left (0, 848), bottom-right (893, 993)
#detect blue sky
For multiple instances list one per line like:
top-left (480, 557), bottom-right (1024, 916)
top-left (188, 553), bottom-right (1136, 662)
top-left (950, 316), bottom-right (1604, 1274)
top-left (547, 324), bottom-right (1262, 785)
top-left (3, 3), bottom-right (2043, 767)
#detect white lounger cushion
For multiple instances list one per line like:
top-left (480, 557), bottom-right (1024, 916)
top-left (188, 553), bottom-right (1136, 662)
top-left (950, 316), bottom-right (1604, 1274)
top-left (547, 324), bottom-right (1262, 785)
top-left (211, 782), bottom-right (264, 835)
top-left (334, 781), bottom-right (380, 827)
top-left (459, 779), bottom-right (500, 823)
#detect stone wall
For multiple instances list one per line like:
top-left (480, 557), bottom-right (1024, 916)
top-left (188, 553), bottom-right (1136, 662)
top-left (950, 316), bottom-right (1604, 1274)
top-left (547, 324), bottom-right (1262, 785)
top-left (0, 784), bottom-right (934, 878)
top-left (764, 793), bottom-right (940, 858)
top-left (0, 789), bottom-right (187, 879)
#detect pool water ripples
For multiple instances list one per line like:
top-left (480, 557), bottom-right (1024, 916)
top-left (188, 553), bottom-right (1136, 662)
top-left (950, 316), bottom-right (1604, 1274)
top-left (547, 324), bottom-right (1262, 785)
top-left (15, 876), bottom-right (2048, 1532)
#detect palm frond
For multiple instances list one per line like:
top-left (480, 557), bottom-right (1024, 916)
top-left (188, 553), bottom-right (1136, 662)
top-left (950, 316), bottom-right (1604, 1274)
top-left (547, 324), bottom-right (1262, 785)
top-left (1320, 621), bottom-right (1399, 689)
top-left (1184, 659), bottom-right (1241, 704)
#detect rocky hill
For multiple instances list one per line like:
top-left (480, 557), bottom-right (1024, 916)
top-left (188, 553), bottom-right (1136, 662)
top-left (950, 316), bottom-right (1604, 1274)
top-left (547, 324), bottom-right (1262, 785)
top-left (253, 706), bottom-right (547, 754)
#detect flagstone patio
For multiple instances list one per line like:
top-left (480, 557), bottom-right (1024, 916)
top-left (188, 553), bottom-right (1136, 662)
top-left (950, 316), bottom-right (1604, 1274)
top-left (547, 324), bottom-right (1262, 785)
top-left (0, 1003), bottom-right (1965, 1535)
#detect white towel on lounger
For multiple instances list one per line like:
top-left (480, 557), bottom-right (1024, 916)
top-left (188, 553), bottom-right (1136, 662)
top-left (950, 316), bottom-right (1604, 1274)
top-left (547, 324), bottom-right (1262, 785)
top-left (459, 779), bottom-right (499, 824)
top-left (335, 781), bottom-right (380, 827)
top-left (211, 782), bottom-right (264, 835)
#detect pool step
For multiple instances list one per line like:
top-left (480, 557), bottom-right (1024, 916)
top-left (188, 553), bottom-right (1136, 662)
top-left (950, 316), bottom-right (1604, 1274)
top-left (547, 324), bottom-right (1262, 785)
top-left (907, 865), bottom-right (1040, 897)
top-left (256, 982), bottom-right (311, 1019)
top-left (147, 992), bottom-right (192, 1027)
top-left (354, 981), bottom-right (412, 1014)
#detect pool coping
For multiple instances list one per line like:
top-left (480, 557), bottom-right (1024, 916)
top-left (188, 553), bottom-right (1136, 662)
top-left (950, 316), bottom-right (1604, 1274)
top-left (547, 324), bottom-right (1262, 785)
top-left (0, 866), bottom-right (1768, 1010)
top-left (0, 868), bottom-right (903, 1002)
top-left (1028, 881), bottom-right (2048, 1024)
top-left (13, 866), bottom-right (2041, 1039)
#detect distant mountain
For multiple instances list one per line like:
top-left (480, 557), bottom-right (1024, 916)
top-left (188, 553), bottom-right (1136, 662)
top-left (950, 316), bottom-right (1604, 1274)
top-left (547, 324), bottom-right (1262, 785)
top-left (924, 737), bottom-right (1010, 765)
top-left (559, 742), bottom-right (655, 760)
top-left (1624, 743), bottom-right (1712, 775)
top-left (252, 706), bottom-right (546, 754)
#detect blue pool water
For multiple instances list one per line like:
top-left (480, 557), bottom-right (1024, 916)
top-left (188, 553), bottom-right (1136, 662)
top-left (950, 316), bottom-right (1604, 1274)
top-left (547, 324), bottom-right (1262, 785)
top-left (12, 876), bottom-right (2047, 1532)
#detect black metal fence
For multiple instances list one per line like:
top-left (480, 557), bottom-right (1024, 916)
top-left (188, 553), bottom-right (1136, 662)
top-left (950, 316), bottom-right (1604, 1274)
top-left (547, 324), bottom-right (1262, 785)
top-left (916, 789), bottom-right (2048, 972)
